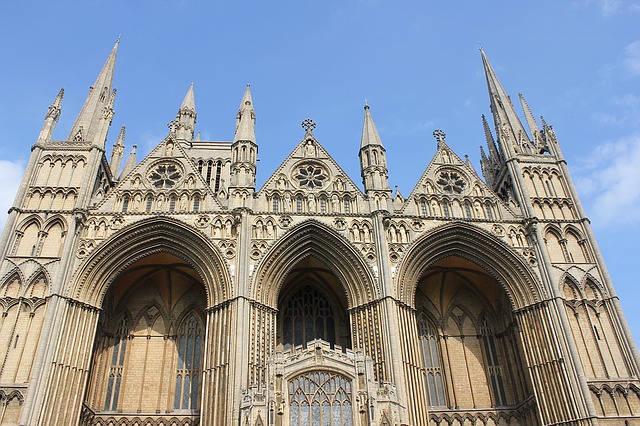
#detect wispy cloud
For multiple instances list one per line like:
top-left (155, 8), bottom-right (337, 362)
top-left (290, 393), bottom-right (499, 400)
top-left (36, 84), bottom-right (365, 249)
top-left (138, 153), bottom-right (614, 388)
top-left (575, 133), bottom-right (640, 227)
top-left (0, 160), bottom-right (25, 230)
top-left (622, 40), bottom-right (640, 76)
top-left (578, 0), bottom-right (640, 17)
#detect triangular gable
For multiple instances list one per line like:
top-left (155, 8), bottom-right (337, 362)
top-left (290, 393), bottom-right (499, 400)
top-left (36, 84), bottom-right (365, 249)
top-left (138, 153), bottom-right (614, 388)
top-left (93, 136), bottom-right (223, 213)
top-left (257, 131), bottom-right (364, 201)
top-left (400, 140), bottom-right (520, 220)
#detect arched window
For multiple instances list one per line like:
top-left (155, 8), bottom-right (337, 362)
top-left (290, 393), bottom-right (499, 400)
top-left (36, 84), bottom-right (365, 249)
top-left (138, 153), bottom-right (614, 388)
top-left (464, 202), bottom-right (473, 219)
top-left (193, 194), bottom-right (200, 212)
top-left (104, 317), bottom-right (128, 411)
top-left (485, 201), bottom-right (494, 220)
top-left (273, 195), bottom-right (279, 213)
top-left (214, 160), bottom-right (222, 193)
top-left (121, 195), bottom-right (129, 212)
top-left (281, 285), bottom-right (337, 350)
top-left (296, 196), bottom-right (303, 213)
top-left (418, 315), bottom-right (446, 406)
top-left (145, 196), bottom-right (153, 212)
top-left (420, 199), bottom-right (428, 217)
top-left (320, 198), bottom-right (327, 214)
top-left (481, 318), bottom-right (507, 407)
top-left (289, 371), bottom-right (352, 426)
top-left (174, 313), bottom-right (203, 410)
top-left (344, 196), bottom-right (351, 214)
top-left (442, 202), bottom-right (450, 218)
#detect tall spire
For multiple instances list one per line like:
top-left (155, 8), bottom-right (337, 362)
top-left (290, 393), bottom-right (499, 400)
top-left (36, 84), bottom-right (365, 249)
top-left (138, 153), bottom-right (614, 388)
top-left (110, 126), bottom-right (126, 177)
top-left (68, 39), bottom-right (119, 146)
top-left (360, 103), bottom-right (384, 149)
top-left (234, 84), bottom-right (256, 143)
top-left (37, 88), bottom-right (64, 143)
top-left (482, 114), bottom-right (500, 161)
top-left (480, 48), bottom-right (532, 155)
top-left (172, 83), bottom-right (197, 141)
top-left (119, 144), bottom-right (137, 180)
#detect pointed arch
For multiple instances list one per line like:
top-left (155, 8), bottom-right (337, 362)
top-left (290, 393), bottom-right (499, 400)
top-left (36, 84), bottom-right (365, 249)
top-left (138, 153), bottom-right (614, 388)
top-left (251, 219), bottom-right (377, 309)
top-left (396, 222), bottom-right (544, 310)
top-left (69, 216), bottom-right (231, 308)
top-left (0, 270), bottom-right (23, 298)
top-left (25, 269), bottom-right (49, 298)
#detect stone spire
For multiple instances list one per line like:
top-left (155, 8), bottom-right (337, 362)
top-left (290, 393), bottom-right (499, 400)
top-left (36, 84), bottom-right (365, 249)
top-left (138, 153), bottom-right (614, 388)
top-left (37, 88), bottom-right (64, 143)
top-left (229, 85), bottom-right (258, 201)
top-left (360, 103), bottom-right (383, 149)
top-left (110, 126), bottom-right (126, 177)
top-left (234, 85), bottom-right (256, 143)
top-left (359, 103), bottom-right (391, 194)
top-left (119, 144), bottom-right (137, 180)
top-left (519, 93), bottom-right (547, 152)
top-left (480, 48), bottom-right (532, 156)
top-left (172, 83), bottom-right (197, 141)
top-left (68, 40), bottom-right (119, 147)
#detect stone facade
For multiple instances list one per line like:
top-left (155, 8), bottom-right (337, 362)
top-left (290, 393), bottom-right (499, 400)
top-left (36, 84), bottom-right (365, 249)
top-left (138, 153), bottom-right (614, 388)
top-left (0, 41), bottom-right (639, 426)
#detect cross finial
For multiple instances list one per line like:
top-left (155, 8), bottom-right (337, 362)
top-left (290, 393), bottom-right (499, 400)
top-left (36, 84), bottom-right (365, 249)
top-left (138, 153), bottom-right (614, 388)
top-left (433, 129), bottom-right (446, 144)
top-left (302, 119), bottom-right (316, 133)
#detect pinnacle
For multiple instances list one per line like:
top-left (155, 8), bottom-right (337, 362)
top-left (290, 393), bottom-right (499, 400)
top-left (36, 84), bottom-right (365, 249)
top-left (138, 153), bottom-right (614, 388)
top-left (360, 103), bottom-right (383, 149)
top-left (180, 83), bottom-right (196, 112)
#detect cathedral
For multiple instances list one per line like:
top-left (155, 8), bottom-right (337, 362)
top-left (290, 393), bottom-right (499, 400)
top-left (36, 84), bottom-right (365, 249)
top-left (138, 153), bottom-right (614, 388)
top-left (0, 40), bottom-right (639, 426)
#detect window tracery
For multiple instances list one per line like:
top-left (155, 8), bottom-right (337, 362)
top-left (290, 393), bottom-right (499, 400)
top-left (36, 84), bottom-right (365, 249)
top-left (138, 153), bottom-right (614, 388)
top-left (418, 315), bottom-right (446, 406)
top-left (104, 317), bottom-right (128, 411)
top-left (174, 313), bottom-right (203, 410)
top-left (288, 371), bottom-right (353, 426)
top-left (281, 285), bottom-right (337, 350)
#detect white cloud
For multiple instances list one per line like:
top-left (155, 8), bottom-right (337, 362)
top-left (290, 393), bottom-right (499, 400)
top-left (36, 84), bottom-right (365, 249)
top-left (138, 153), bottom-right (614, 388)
top-left (622, 40), bottom-right (640, 76)
top-left (579, 0), bottom-right (640, 16)
top-left (0, 160), bottom-right (25, 230)
top-left (574, 133), bottom-right (640, 227)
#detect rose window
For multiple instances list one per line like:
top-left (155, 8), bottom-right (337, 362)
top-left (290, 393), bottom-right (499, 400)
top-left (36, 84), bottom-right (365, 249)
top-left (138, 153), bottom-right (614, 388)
top-left (437, 170), bottom-right (466, 194)
top-left (149, 163), bottom-right (182, 189)
top-left (296, 164), bottom-right (327, 189)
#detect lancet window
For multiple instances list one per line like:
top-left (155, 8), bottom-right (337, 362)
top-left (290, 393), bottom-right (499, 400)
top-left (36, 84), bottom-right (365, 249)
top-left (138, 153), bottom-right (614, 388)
top-left (174, 313), bottom-right (203, 410)
top-left (418, 315), bottom-right (446, 406)
top-left (481, 318), bottom-right (507, 406)
top-left (288, 371), bottom-right (353, 426)
top-left (104, 317), bottom-right (128, 411)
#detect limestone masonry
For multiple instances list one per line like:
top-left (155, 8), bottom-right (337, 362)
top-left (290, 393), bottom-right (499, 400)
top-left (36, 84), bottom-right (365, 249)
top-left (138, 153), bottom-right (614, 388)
top-left (0, 41), bottom-right (639, 425)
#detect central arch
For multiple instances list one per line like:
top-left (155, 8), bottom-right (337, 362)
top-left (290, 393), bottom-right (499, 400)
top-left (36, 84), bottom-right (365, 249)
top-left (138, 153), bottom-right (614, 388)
top-left (251, 219), bottom-right (377, 309)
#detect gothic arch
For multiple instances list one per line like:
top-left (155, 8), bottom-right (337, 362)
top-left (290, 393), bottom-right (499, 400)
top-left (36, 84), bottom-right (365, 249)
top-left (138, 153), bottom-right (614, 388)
top-left (251, 219), bottom-right (377, 309)
top-left (395, 222), bottom-right (544, 310)
top-left (69, 216), bottom-right (231, 308)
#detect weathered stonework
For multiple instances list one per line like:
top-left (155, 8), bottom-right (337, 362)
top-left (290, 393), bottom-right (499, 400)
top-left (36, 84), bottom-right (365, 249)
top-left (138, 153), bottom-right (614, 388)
top-left (0, 42), bottom-right (639, 426)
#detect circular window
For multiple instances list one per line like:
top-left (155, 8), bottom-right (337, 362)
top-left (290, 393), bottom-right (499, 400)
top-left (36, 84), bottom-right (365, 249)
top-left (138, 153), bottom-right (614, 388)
top-left (436, 170), bottom-right (466, 194)
top-left (148, 163), bottom-right (182, 189)
top-left (295, 163), bottom-right (328, 190)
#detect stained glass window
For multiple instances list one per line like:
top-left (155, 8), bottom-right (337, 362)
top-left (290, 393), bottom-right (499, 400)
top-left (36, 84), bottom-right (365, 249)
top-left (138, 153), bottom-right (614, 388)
top-left (289, 372), bottom-right (352, 426)
top-left (281, 285), bottom-right (336, 350)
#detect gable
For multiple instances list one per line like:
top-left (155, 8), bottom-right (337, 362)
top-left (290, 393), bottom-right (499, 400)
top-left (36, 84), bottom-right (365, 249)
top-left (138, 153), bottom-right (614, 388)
top-left (92, 136), bottom-right (224, 214)
top-left (255, 131), bottom-right (365, 214)
top-left (400, 141), bottom-right (520, 221)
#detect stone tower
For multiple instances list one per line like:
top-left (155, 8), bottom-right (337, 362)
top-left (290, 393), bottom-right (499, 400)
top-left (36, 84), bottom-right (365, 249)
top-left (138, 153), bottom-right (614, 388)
top-left (0, 42), bottom-right (638, 426)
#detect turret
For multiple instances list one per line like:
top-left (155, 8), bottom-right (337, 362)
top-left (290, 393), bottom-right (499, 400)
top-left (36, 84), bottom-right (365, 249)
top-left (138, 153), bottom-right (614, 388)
top-left (119, 145), bottom-right (137, 180)
top-left (229, 85), bottom-right (257, 199)
top-left (68, 39), bottom-right (119, 147)
top-left (37, 88), bottom-right (64, 143)
top-left (170, 84), bottom-right (196, 141)
top-left (359, 103), bottom-right (391, 196)
top-left (110, 126), bottom-right (126, 177)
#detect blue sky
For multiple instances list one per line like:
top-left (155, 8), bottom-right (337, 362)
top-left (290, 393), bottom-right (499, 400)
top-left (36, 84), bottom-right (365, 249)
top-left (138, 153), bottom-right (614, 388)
top-left (1, 1), bottom-right (639, 341)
